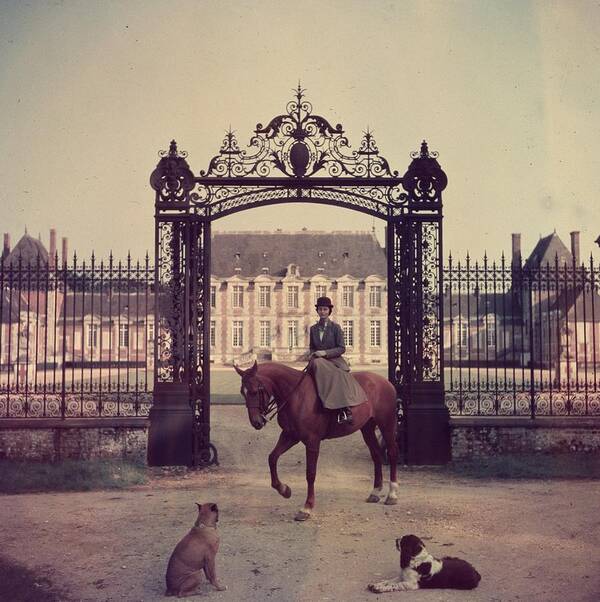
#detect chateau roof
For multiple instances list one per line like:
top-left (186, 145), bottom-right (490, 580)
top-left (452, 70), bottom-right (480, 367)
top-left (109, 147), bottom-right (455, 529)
top-left (58, 293), bottom-right (155, 318)
top-left (524, 233), bottom-right (572, 269)
top-left (444, 291), bottom-right (518, 320)
top-left (551, 287), bottom-right (600, 321)
top-left (3, 233), bottom-right (49, 268)
top-left (211, 230), bottom-right (386, 278)
top-left (0, 291), bottom-right (21, 323)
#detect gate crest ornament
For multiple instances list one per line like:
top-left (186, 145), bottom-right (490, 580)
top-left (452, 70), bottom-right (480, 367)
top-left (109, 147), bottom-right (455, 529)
top-left (200, 85), bottom-right (398, 180)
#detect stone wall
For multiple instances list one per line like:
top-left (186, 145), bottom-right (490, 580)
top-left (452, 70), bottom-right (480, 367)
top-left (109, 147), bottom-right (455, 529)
top-left (2, 416), bottom-right (600, 463)
top-left (0, 419), bottom-right (148, 462)
top-left (451, 417), bottom-right (600, 459)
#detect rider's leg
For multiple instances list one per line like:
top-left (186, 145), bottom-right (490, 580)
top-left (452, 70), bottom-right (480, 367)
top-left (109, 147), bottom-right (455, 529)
top-left (337, 406), bottom-right (353, 424)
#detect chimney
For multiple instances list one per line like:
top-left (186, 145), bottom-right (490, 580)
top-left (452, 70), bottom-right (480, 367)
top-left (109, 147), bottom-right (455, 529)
top-left (49, 229), bottom-right (56, 269)
top-left (511, 233), bottom-right (521, 267)
top-left (61, 237), bottom-right (68, 266)
top-left (2, 233), bottom-right (10, 261)
top-left (570, 231), bottom-right (580, 265)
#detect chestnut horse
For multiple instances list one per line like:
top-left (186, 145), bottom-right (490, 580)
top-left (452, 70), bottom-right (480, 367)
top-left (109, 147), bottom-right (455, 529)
top-left (235, 361), bottom-right (399, 521)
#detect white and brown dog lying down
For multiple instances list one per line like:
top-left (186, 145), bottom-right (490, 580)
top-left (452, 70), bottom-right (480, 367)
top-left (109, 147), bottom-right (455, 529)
top-left (368, 534), bottom-right (481, 592)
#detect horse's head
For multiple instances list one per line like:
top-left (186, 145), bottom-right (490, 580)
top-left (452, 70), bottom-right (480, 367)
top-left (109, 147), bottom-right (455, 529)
top-left (234, 361), bottom-right (269, 430)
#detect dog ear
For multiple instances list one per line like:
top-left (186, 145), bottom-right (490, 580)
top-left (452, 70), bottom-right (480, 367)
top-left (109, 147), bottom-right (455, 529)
top-left (416, 562), bottom-right (431, 576)
top-left (400, 535), bottom-right (423, 568)
top-left (400, 544), bottom-right (412, 569)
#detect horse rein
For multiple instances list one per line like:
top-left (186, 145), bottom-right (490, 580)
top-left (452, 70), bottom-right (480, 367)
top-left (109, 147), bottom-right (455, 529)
top-left (245, 363), bottom-right (311, 424)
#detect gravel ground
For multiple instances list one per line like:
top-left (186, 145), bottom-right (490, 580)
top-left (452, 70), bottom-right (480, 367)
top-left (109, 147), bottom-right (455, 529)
top-left (1, 405), bottom-right (600, 601)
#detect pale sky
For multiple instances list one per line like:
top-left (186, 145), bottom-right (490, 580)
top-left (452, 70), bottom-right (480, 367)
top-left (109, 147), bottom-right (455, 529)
top-left (1, 0), bottom-right (599, 263)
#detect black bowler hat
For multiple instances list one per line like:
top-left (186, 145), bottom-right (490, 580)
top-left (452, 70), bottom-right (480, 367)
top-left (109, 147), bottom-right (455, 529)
top-left (315, 296), bottom-right (334, 309)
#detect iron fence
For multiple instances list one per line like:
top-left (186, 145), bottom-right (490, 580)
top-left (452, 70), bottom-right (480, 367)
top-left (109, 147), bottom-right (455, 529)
top-left (444, 254), bottom-right (600, 416)
top-left (0, 254), bottom-right (154, 418)
top-left (2, 250), bottom-right (600, 419)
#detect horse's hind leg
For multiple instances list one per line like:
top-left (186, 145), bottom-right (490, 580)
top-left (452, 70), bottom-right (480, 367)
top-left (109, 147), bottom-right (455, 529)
top-left (269, 431), bottom-right (298, 499)
top-left (361, 420), bottom-right (384, 502)
top-left (379, 420), bottom-right (399, 505)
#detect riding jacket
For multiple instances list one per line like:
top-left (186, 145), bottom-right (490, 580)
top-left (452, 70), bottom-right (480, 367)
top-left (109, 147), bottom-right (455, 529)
top-left (309, 319), bottom-right (350, 371)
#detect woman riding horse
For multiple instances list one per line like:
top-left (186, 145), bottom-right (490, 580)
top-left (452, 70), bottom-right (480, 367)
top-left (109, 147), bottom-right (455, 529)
top-left (309, 296), bottom-right (367, 424)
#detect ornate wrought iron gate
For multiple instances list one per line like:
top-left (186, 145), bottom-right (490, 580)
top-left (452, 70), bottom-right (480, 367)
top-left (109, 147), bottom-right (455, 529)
top-left (148, 87), bottom-right (449, 466)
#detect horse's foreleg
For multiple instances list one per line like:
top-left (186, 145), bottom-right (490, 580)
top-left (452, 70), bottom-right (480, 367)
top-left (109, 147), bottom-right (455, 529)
top-left (360, 421), bottom-right (384, 502)
top-left (380, 422), bottom-right (399, 505)
top-left (268, 431), bottom-right (298, 499)
top-left (295, 440), bottom-right (320, 521)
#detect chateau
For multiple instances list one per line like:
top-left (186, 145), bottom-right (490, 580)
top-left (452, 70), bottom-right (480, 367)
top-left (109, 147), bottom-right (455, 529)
top-left (210, 230), bottom-right (387, 365)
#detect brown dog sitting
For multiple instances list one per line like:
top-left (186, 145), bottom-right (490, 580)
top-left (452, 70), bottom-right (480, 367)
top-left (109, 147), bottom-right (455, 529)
top-left (165, 502), bottom-right (227, 597)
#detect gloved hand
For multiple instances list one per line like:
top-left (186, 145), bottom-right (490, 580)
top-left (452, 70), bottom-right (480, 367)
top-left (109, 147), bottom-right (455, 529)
top-left (311, 350), bottom-right (327, 358)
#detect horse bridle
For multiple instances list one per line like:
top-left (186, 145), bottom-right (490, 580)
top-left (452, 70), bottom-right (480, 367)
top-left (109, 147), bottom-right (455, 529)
top-left (241, 364), bottom-right (310, 424)
top-left (241, 380), bottom-right (275, 420)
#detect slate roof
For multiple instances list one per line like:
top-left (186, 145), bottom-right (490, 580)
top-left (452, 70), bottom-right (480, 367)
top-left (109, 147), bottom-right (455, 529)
top-left (58, 293), bottom-right (155, 318)
top-left (444, 291), bottom-right (519, 320)
top-left (0, 291), bottom-right (22, 323)
top-left (551, 287), bottom-right (600, 321)
top-left (524, 233), bottom-right (573, 269)
top-left (210, 231), bottom-right (386, 278)
top-left (2, 234), bottom-right (49, 268)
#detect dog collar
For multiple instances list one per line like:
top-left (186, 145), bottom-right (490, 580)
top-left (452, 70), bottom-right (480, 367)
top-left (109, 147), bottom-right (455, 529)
top-left (195, 522), bottom-right (217, 529)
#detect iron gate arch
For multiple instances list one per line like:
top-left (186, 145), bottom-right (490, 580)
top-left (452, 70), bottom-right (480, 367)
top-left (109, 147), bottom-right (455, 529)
top-left (148, 87), bottom-right (450, 467)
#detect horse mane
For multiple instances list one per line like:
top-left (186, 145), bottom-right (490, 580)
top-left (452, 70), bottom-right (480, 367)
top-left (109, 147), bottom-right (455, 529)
top-left (256, 361), bottom-right (306, 380)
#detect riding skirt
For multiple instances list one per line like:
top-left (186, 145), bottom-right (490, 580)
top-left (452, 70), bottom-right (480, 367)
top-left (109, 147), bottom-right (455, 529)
top-left (311, 358), bottom-right (368, 409)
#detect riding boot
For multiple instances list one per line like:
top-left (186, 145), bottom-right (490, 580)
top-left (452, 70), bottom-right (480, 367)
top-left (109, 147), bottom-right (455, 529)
top-left (337, 407), bottom-right (353, 424)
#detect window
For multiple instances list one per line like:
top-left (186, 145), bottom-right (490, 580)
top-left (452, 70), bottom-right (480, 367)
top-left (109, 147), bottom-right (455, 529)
top-left (232, 285), bottom-right (244, 308)
top-left (258, 286), bottom-right (271, 308)
top-left (87, 324), bottom-right (98, 348)
top-left (459, 322), bottom-right (468, 348)
top-left (369, 285), bottom-right (382, 308)
top-left (342, 285), bottom-right (354, 308)
top-left (119, 324), bottom-right (129, 347)
top-left (147, 322), bottom-right (154, 343)
top-left (210, 320), bottom-right (216, 347)
top-left (287, 285), bottom-right (299, 309)
top-left (342, 320), bottom-right (354, 347)
top-left (370, 320), bottom-right (381, 347)
top-left (486, 317), bottom-right (496, 348)
top-left (232, 321), bottom-right (243, 348)
top-left (287, 320), bottom-right (298, 349)
top-left (210, 286), bottom-right (217, 308)
top-left (259, 320), bottom-right (271, 347)
top-left (315, 284), bottom-right (327, 301)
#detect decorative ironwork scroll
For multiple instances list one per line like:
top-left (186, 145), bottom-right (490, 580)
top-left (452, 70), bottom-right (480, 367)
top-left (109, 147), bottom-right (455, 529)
top-left (201, 86), bottom-right (398, 181)
top-left (150, 140), bottom-right (195, 205)
top-left (401, 141), bottom-right (447, 207)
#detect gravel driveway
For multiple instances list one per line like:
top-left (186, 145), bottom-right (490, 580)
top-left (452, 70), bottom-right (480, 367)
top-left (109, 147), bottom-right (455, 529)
top-left (1, 406), bottom-right (599, 601)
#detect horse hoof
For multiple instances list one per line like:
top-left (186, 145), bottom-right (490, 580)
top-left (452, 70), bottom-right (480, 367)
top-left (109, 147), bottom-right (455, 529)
top-left (384, 497), bottom-right (398, 506)
top-left (281, 485), bottom-right (292, 499)
top-left (366, 494), bottom-right (380, 503)
top-left (294, 510), bottom-right (311, 521)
